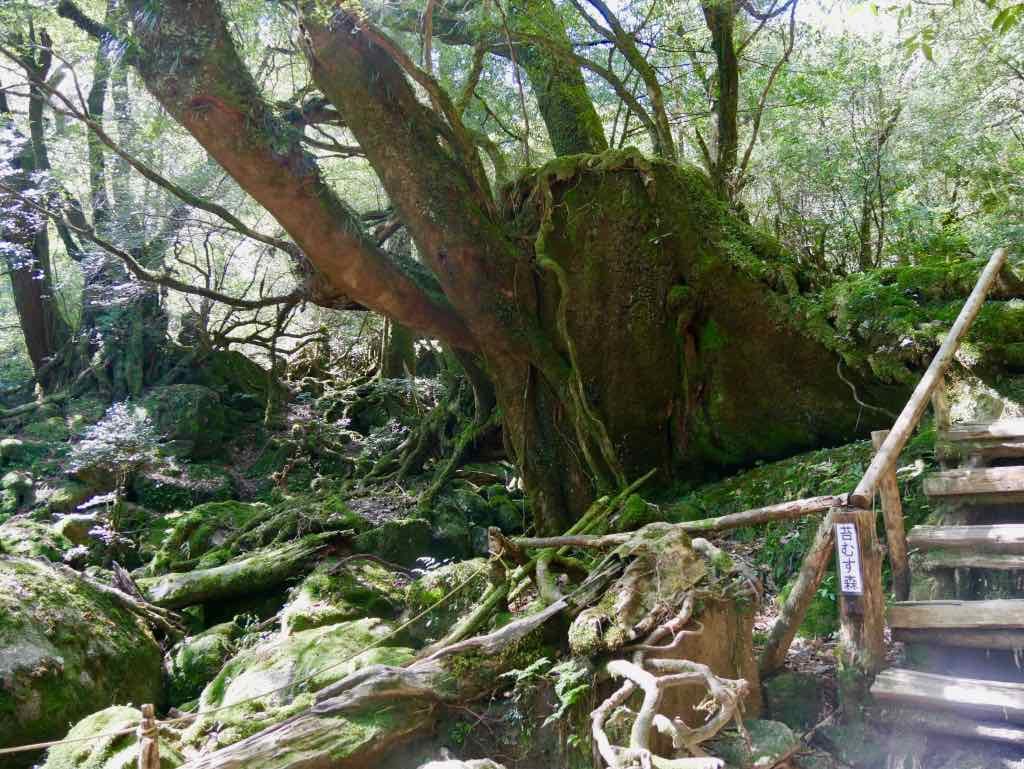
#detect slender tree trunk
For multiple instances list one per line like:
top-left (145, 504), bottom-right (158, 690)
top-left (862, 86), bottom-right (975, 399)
top-left (0, 45), bottom-right (74, 388)
top-left (703, 0), bottom-right (740, 199)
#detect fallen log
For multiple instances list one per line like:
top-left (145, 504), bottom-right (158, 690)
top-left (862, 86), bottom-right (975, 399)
top-left (138, 532), bottom-right (342, 609)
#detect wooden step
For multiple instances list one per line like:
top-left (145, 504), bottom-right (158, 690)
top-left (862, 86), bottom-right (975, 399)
top-left (875, 704), bottom-right (1024, 747)
top-left (889, 599), bottom-right (1024, 631)
top-left (893, 627), bottom-right (1024, 650)
top-left (938, 418), bottom-right (1024, 464)
top-left (917, 551), bottom-right (1024, 571)
top-left (871, 668), bottom-right (1024, 725)
top-left (908, 524), bottom-right (1024, 553)
top-left (923, 466), bottom-right (1024, 503)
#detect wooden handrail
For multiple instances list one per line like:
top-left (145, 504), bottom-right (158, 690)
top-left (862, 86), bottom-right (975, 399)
top-left (849, 247), bottom-right (1009, 509)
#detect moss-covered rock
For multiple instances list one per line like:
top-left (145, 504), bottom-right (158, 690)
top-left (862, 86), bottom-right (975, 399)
top-left (52, 512), bottom-right (99, 546)
top-left (352, 516), bottom-right (432, 566)
top-left (40, 705), bottom-right (185, 769)
top-left (22, 417), bottom-right (71, 443)
top-left (0, 557), bottom-right (163, 757)
top-left (404, 558), bottom-right (489, 645)
top-left (138, 385), bottom-right (227, 459)
top-left (186, 617), bottom-right (413, 749)
top-left (710, 719), bottom-right (799, 768)
top-left (148, 500), bottom-right (266, 574)
top-left (281, 558), bottom-right (406, 636)
top-left (167, 621), bottom-right (241, 706)
top-left (63, 395), bottom-right (109, 434)
top-left (0, 437), bottom-right (46, 466)
top-left (0, 518), bottom-right (71, 560)
top-left (45, 481), bottom-right (95, 513)
top-left (1, 470), bottom-right (33, 515)
top-left (132, 464), bottom-right (235, 513)
top-left (763, 671), bottom-right (826, 731)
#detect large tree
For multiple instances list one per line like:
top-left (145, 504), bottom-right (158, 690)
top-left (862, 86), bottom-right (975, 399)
top-left (54, 0), bottom-right (896, 532)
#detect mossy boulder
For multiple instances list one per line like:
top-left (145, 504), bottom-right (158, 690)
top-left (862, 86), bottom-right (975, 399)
top-left (352, 516), bottom-right (432, 566)
top-left (710, 719), bottom-right (799, 768)
top-left (40, 705), bottom-right (185, 769)
top-left (0, 518), bottom-right (71, 560)
top-left (187, 617), bottom-right (414, 749)
top-left (45, 481), bottom-right (95, 513)
top-left (132, 464), bottom-right (235, 513)
top-left (166, 621), bottom-right (241, 706)
top-left (149, 500), bottom-right (266, 574)
top-left (0, 557), bottom-right (163, 758)
top-left (63, 396), bottom-right (109, 434)
top-left (22, 417), bottom-right (70, 443)
top-left (404, 558), bottom-right (489, 645)
top-left (52, 512), bottom-right (99, 546)
top-left (1, 470), bottom-right (33, 515)
top-left (763, 671), bottom-right (826, 731)
top-left (281, 558), bottom-right (406, 636)
top-left (0, 437), bottom-right (46, 466)
top-left (138, 385), bottom-right (227, 459)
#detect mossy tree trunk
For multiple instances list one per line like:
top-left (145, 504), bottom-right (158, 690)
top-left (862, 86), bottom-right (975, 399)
top-left (62, 0), bottom-right (898, 533)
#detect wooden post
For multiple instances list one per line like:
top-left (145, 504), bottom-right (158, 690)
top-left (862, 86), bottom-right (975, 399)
top-left (759, 511), bottom-right (836, 674)
top-left (872, 430), bottom-right (909, 601)
top-left (137, 704), bottom-right (159, 769)
top-left (850, 247), bottom-right (1008, 509)
top-left (932, 373), bottom-right (951, 433)
top-left (834, 507), bottom-right (885, 708)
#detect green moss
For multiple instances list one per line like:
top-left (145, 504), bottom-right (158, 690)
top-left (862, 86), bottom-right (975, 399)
top-left (0, 518), bottom-right (71, 560)
top-left (41, 706), bottom-right (184, 769)
top-left (22, 417), bottom-right (71, 443)
top-left (404, 558), bottom-right (489, 644)
top-left (0, 558), bottom-right (163, 753)
top-left (138, 384), bottom-right (227, 459)
top-left (281, 558), bottom-right (406, 635)
top-left (132, 464), bottom-right (235, 513)
top-left (46, 481), bottom-right (94, 513)
top-left (149, 500), bottom-right (266, 574)
top-left (187, 617), bottom-right (413, 749)
top-left (167, 621), bottom-right (240, 706)
top-left (352, 517), bottom-right (431, 567)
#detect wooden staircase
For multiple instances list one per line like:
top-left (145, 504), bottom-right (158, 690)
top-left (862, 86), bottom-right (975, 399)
top-left (870, 417), bottom-right (1024, 748)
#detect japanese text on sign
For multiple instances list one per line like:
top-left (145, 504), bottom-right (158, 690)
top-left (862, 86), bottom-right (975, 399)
top-left (835, 522), bottom-right (863, 595)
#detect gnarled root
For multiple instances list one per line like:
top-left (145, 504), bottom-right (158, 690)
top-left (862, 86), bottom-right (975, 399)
top-left (591, 594), bottom-right (747, 769)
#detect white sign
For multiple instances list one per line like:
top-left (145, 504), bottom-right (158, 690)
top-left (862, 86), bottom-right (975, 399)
top-left (835, 522), bottom-right (863, 595)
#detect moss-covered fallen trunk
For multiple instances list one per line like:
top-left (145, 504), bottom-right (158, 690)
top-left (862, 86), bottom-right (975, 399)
top-left (138, 532), bottom-right (342, 609)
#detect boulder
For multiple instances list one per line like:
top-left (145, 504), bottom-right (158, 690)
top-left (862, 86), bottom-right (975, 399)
top-left (0, 557), bottom-right (163, 759)
top-left (0, 518), bottom-right (71, 560)
top-left (132, 464), bottom-right (235, 513)
top-left (1, 470), bottom-right (34, 515)
top-left (404, 558), bottom-right (489, 645)
top-left (0, 437), bottom-right (45, 466)
top-left (138, 385), bottom-right (227, 459)
top-left (185, 617), bottom-right (414, 749)
top-left (352, 516), bottom-right (432, 567)
top-left (166, 621), bottom-right (241, 706)
top-left (22, 416), bottom-right (70, 443)
top-left (763, 671), bottom-right (827, 731)
top-left (710, 719), bottom-right (799, 768)
top-left (280, 557), bottom-right (406, 636)
top-left (40, 705), bottom-right (185, 769)
top-left (45, 481), bottom-right (95, 513)
top-left (52, 512), bottom-right (100, 546)
top-left (148, 500), bottom-right (266, 574)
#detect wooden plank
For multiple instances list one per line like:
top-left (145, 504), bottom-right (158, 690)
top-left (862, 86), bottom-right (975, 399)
top-left (937, 438), bottom-right (1024, 464)
top-left (871, 668), bottom-right (1024, 724)
top-left (850, 247), bottom-right (1009, 510)
top-left (941, 418), bottom-right (1024, 442)
top-left (917, 551), bottom-right (1024, 571)
top-left (889, 599), bottom-right (1024, 630)
top-left (873, 430), bottom-right (909, 601)
top-left (876, 707), bottom-right (1024, 747)
top-left (893, 627), bottom-right (1024, 650)
top-left (923, 466), bottom-right (1024, 502)
top-left (908, 524), bottom-right (1024, 554)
